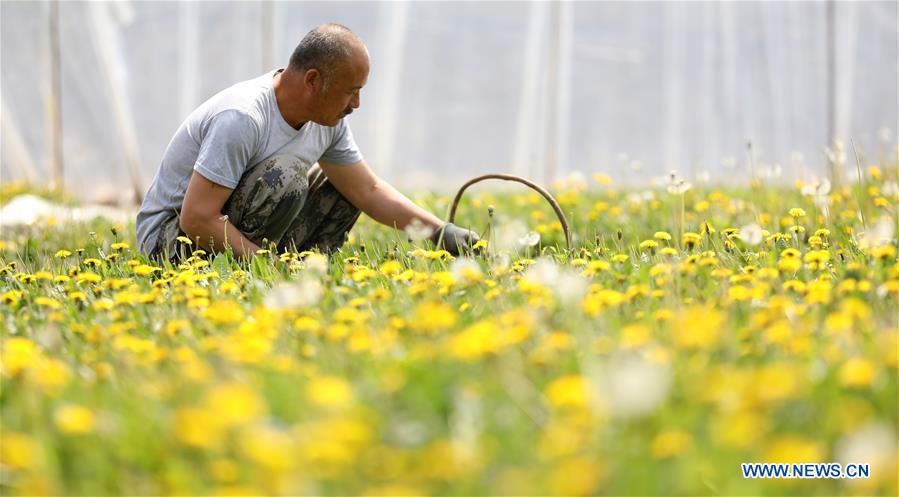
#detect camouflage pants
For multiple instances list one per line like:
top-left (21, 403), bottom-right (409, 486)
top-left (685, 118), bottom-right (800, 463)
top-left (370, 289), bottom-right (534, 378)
top-left (151, 155), bottom-right (360, 259)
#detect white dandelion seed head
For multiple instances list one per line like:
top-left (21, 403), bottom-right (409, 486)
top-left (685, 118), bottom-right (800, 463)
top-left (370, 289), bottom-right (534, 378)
top-left (304, 253), bottom-right (329, 275)
top-left (264, 279), bottom-right (323, 309)
top-left (857, 217), bottom-right (896, 249)
top-left (524, 257), bottom-right (559, 286)
top-left (450, 257), bottom-right (483, 282)
top-left (835, 422), bottom-right (895, 485)
top-left (882, 181), bottom-right (899, 197)
top-left (667, 179), bottom-right (692, 195)
top-left (590, 355), bottom-right (670, 419)
top-left (738, 223), bottom-right (763, 246)
top-left (493, 219), bottom-right (528, 253)
top-left (518, 231), bottom-right (540, 248)
top-left (490, 252), bottom-right (512, 273)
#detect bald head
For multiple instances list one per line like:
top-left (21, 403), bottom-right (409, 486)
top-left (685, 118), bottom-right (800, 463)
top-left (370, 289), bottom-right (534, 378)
top-left (287, 24), bottom-right (368, 89)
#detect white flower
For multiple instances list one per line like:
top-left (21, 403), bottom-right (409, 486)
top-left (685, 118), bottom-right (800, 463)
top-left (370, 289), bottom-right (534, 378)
top-left (626, 193), bottom-right (643, 205)
top-left (490, 252), bottom-right (511, 273)
top-left (493, 219), bottom-right (528, 253)
top-left (825, 140), bottom-right (847, 168)
top-left (450, 257), bottom-right (483, 282)
top-left (553, 171), bottom-right (588, 192)
top-left (405, 217), bottom-right (435, 241)
top-left (524, 257), bottom-right (559, 286)
top-left (524, 257), bottom-right (587, 305)
top-left (590, 356), bottom-right (670, 419)
top-left (303, 253), bottom-right (329, 275)
top-left (667, 178), bottom-right (692, 195)
top-left (264, 279), bottom-right (323, 309)
top-left (738, 223), bottom-right (763, 246)
top-left (556, 271), bottom-right (588, 305)
top-left (835, 422), bottom-right (895, 485)
top-left (857, 217), bottom-right (895, 249)
top-left (801, 178), bottom-right (831, 197)
top-left (518, 231), bottom-right (540, 248)
top-left (666, 171), bottom-right (692, 194)
top-left (758, 163), bottom-right (783, 179)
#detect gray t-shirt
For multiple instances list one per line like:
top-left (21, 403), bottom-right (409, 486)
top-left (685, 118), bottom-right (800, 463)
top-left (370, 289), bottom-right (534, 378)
top-left (136, 69), bottom-right (363, 254)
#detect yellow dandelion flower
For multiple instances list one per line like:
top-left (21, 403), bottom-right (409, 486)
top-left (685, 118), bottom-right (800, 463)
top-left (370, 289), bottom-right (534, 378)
top-left (547, 456), bottom-right (603, 496)
top-left (68, 291), bottom-right (87, 303)
top-left (238, 424), bottom-right (296, 472)
top-left (545, 374), bottom-right (591, 410)
top-left (650, 431), bottom-right (692, 459)
top-left (54, 249), bottom-right (72, 258)
top-left (682, 232), bottom-right (702, 249)
top-left (593, 172), bottom-right (612, 185)
top-left (54, 404), bottom-right (95, 434)
top-left (174, 407), bottom-right (225, 449)
top-left (306, 375), bottom-right (355, 409)
top-left (205, 382), bottom-right (266, 426)
top-left (202, 300), bottom-right (245, 325)
top-left (612, 253), bottom-right (629, 263)
top-left (762, 435), bottom-right (823, 464)
top-left (77, 272), bottom-right (102, 285)
top-left (2, 290), bottom-right (23, 306)
top-left (133, 264), bottom-right (162, 277)
top-left (840, 357), bottom-right (875, 387)
top-left (711, 410), bottom-right (769, 449)
top-left (447, 320), bottom-right (501, 359)
top-left (379, 259), bottom-right (403, 276)
top-left (639, 239), bottom-right (658, 251)
top-left (620, 323), bottom-right (651, 349)
top-left (803, 250), bottom-right (831, 264)
top-left (672, 306), bottom-right (725, 349)
top-left (870, 245), bottom-right (896, 260)
top-left (34, 296), bottom-right (61, 309)
top-left (165, 319), bottom-right (191, 337)
top-left (0, 432), bottom-right (41, 470)
top-left (1, 337), bottom-right (39, 375)
top-left (411, 301), bottom-right (458, 334)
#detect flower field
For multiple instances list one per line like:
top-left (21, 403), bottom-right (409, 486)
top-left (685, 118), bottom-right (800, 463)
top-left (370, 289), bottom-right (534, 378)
top-left (1, 167), bottom-right (897, 496)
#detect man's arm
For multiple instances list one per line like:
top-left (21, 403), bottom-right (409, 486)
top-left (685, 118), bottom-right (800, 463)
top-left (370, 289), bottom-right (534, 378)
top-left (179, 171), bottom-right (261, 257)
top-left (319, 159), bottom-right (444, 233)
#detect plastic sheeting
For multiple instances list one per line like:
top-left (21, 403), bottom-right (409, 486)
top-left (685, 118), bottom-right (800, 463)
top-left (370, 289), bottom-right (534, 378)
top-left (1, 1), bottom-right (897, 203)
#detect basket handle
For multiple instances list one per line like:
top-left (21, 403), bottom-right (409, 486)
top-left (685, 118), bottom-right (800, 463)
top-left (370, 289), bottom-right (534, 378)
top-left (447, 174), bottom-right (572, 252)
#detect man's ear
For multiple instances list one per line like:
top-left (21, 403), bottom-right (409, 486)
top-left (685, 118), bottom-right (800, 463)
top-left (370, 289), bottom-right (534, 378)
top-left (303, 68), bottom-right (322, 92)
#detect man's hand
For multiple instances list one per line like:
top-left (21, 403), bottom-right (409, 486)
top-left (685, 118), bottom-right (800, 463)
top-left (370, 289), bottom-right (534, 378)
top-left (430, 223), bottom-right (480, 256)
top-left (180, 171), bottom-right (260, 257)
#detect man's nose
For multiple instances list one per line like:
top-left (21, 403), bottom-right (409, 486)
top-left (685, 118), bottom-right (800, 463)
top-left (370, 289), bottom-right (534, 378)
top-left (351, 92), bottom-right (360, 109)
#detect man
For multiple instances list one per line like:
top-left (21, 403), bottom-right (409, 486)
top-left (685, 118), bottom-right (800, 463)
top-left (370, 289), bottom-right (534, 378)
top-left (137, 23), bottom-right (478, 259)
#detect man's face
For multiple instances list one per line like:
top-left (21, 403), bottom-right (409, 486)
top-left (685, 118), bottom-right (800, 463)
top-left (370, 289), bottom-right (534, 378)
top-left (313, 51), bottom-right (369, 127)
